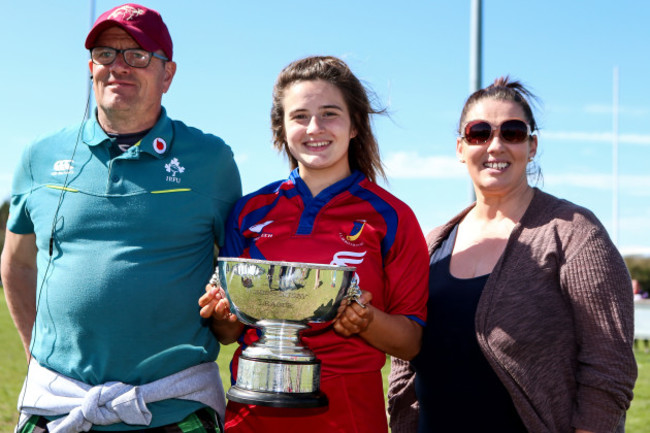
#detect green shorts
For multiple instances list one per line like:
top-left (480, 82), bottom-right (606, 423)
top-left (20, 408), bottom-right (222, 433)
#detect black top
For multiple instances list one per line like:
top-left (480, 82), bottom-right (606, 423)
top-left (107, 129), bottom-right (150, 157)
top-left (412, 225), bottom-right (526, 432)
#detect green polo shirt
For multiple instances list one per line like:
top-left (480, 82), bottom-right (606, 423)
top-left (8, 107), bottom-right (241, 429)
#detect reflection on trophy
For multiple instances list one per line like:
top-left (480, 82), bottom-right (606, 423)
top-left (212, 257), bottom-right (361, 408)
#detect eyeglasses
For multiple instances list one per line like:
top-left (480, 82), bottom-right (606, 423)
top-left (90, 47), bottom-right (168, 68)
top-left (461, 119), bottom-right (532, 145)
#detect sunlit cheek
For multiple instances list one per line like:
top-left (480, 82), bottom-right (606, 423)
top-left (285, 125), bottom-right (304, 147)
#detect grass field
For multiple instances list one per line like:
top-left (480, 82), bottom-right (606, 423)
top-left (0, 288), bottom-right (647, 431)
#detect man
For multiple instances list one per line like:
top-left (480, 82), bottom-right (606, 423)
top-left (1, 4), bottom-right (241, 432)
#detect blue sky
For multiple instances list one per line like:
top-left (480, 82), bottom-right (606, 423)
top-left (1, 1), bottom-right (648, 256)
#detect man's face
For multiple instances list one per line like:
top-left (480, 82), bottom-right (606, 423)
top-left (88, 27), bottom-right (175, 129)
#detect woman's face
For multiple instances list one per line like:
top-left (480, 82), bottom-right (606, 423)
top-left (283, 79), bottom-right (357, 185)
top-left (456, 98), bottom-right (537, 199)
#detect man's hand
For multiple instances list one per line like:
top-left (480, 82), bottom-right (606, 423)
top-left (199, 283), bottom-right (237, 322)
top-left (198, 283), bottom-right (243, 344)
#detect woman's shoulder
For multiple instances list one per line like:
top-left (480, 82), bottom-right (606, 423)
top-left (425, 205), bottom-right (474, 252)
top-left (528, 189), bottom-right (604, 232)
top-left (518, 189), bottom-right (616, 260)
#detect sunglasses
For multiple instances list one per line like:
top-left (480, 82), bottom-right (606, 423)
top-left (461, 119), bottom-right (532, 145)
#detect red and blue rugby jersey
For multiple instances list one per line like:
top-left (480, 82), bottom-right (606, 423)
top-left (221, 169), bottom-right (428, 379)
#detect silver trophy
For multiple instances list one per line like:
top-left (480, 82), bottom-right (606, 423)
top-left (212, 257), bottom-right (362, 408)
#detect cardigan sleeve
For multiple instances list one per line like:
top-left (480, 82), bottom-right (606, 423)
top-left (387, 357), bottom-right (419, 433)
top-left (560, 225), bottom-right (637, 432)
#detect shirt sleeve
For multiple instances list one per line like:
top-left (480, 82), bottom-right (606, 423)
top-left (211, 144), bottom-right (242, 248)
top-left (219, 198), bottom-right (247, 258)
top-left (7, 143), bottom-right (35, 235)
top-left (382, 206), bottom-right (429, 324)
top-left (561, 225), bottom-right (637, 431)
top-left (387, 356), bottom-right (420, 433)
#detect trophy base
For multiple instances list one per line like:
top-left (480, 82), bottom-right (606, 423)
top-left (227, 387), bottom-right (328, 408)
top-left (228, 355), bottom-right (328, 408)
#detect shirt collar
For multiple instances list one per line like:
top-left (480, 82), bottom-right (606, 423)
top-left (82, 107), bottom-right (174, 159)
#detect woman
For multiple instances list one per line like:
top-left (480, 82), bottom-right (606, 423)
top-left (387, 77), bottom-right (637, 433)
top-left (200, 56), bottom-right (429, 433)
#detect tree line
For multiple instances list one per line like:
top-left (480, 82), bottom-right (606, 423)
top-left (626, 256), bottom-right (650, 296)
top-left (0, 198), bottom-right (649, 292)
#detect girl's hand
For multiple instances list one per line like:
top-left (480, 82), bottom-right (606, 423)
top-left (333, 290), bottom-right (374, 337)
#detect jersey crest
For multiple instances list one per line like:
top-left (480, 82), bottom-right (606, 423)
top-left (346, 220), bottom-right (366, 241)
top-left (340, 220), bottom-right (367, 247)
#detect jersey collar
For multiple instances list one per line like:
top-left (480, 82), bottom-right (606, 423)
top-left (289, 168), bottom-right (365, 202)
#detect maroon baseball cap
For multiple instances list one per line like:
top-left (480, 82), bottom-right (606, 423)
top-left (85, 3), bottom-right (173, 60)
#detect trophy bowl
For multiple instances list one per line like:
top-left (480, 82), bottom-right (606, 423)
top-left (212, 257), bottom-right (360, 408)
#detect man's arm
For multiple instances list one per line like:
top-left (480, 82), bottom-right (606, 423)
top-left (1, 228), bottom-right (38, 360)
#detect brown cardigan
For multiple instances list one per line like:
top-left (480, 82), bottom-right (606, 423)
top-left (388, 189), bottom-right (637, 433)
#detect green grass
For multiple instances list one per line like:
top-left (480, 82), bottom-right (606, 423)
top-left (1, 287), bottom-right (26, 431)
top-left (0, 288), bottom-right (645, 431)
top-left (628, 346), bottom-right (650, 432)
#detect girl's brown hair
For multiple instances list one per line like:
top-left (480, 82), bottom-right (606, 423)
top-left (271, 56), bottom-right (386, 183)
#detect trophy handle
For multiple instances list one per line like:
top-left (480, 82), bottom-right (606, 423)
top-left (209, 265), bottom-right (220, 286)
top-left (345, 279), bottom-right (366, 308)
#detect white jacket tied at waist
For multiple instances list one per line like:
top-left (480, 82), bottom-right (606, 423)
top-left (16, 358), bottom-right (226, 433)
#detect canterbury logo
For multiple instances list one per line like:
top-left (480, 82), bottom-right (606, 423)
top-left (330, 250), bottom-right (367, 267)
top-left (108, 5), bottom-right (144, 21)
top-left (346, 221), bottom-right (366, 241)
top-left (52, 160), bottom-right (74, 176)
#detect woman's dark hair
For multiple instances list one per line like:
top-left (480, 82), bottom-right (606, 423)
top-left (459, 76), bottom-right (542, 184)
top-left (458, 76), bottom-right (539, 132)
top-left (271, 56), bottom-right (386, 183)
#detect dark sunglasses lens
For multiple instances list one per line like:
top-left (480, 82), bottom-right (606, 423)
top-left (500, 120), bottom-right (529, 143)
top-left (465, 122), bottom-right (492, 144)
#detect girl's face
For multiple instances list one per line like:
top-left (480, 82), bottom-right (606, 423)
top-left (457, 98), bottom-right (537, 199)
top-left (283, 79), bottom-right (357, 186)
